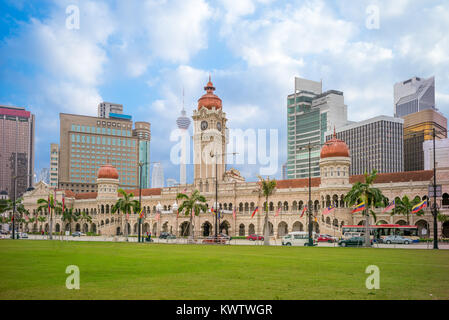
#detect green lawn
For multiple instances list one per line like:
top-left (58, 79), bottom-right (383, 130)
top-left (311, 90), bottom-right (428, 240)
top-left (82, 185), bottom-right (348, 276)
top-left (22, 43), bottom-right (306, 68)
top-left (1, 240), bottom-right (448, 300)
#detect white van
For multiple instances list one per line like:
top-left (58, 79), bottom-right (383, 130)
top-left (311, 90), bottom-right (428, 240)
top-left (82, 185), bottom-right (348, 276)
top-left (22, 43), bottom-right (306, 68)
top-left (342, 232), bottom-right (363, 239)
top-left (282, 231), bottom-right (317, 246)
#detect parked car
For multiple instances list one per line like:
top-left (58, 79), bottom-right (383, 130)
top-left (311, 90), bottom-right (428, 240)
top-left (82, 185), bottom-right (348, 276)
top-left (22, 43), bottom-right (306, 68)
top-left (246, 234), bottom-right (264, 241)
top-left (160, 232), bottom-right (176, 239)
top-left (317, 234), bottom-right (337, 243)
top-left (282, 232), bottom-right (317, 246)
top-left (338, 236), bottom-right (373, 247)
top-left (71, 231), bottom-right (85, 237)
top-left (202, 235), bottom-right (229, 244)
top-left (383, 235), bottom-right (413, 244)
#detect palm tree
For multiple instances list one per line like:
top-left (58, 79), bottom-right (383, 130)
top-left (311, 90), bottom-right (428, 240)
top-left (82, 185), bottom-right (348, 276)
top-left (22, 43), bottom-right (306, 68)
top-left (62, 208), bottom-right (79, 234)
top-left (392, 195), bottom-right (423, 225)
top-left (258, 175), bottom-right (277, 246)
top-left (112, 188), bottom-right (139, 241)
top-left (37, 216), bottom-right (47, 234)
top-left (344, 169), bottom-right (387, 247)
top-left (36, 194), bottom-right (62, 240)
top-left (80, 210), bottom-right (92, 233)
top-left (176, 190), bottom-right (207, 239)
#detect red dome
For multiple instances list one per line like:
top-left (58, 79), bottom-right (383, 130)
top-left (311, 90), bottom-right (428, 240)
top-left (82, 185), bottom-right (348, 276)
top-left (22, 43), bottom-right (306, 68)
top-left (320, 132), bottom-right (350, 159)
top-left (198, 77), bottom-right (222, 110)
top-left (97, 164), bottom-right (119, 179)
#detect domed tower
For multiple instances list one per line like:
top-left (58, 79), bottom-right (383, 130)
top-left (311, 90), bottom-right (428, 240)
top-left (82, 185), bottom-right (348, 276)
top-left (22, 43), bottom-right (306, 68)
top-left (319, 130), bottom-right (351, 186)
top-left (96, 164), bottom-right (119, 200)
top-left (192, 76), bottom-right (228, 189)
top-left (176, 90), bottom-right (191, 185)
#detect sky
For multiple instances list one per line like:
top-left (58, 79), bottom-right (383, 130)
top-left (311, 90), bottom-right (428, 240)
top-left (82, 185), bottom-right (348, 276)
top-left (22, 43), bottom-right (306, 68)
top-left (1, 0), bottom-right (449, 185)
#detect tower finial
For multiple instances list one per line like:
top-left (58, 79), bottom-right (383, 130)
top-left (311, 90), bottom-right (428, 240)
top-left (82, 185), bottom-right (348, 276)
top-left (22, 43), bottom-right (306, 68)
top-left (333, 126), bottom-right (336, 139)
top-left (209, 73), bottom-right (211, 83)
top-left (182, 87), bottom-right (185, 111)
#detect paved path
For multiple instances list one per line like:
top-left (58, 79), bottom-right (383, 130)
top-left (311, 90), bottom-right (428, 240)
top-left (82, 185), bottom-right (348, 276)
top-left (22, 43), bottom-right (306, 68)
top-left (11, 235), bottom-right (449, 249)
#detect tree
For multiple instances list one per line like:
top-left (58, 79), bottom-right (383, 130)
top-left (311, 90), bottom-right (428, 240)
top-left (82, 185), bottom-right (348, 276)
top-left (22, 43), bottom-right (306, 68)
top-left (176, 190), bottom-right (207, 239)
top-left (391, 195), bottom-right (423, 225)
top-left (112, 189), bottom-right (139, 241)
top-left (79, 210), bottom-right (92, 233)
top-left (37, 216), bottom-right (47, 233)
top-left (36, 194), bottom-right (62, 240)
top-left (258, 175), bottom-right (277, 246)
top-left (344, 169), bottom-right (387, 247)
top-left (62, 208), bottom-right (80, 234)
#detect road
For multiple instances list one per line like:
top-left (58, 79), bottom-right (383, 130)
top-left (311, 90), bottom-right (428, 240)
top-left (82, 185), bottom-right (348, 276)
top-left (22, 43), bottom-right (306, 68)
top-left (5, 234), bottom-right (448, 249)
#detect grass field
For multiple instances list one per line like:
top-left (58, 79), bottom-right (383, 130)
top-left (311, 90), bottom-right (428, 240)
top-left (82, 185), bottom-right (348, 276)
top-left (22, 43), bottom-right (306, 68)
top-left (1, 240), bottom-right (448, 300)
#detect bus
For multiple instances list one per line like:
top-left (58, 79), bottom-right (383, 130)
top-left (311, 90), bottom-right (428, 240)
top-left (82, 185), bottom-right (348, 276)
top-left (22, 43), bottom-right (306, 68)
top-left (342, 224), bottom-right (419, 242)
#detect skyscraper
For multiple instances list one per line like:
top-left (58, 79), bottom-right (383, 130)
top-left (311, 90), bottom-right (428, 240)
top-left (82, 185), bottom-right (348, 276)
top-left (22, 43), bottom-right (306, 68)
top-left (402, 109), bottom-right (447, 171)
top-left (176, 90), bottom-right (191, 185)
top-left (49, 143), bottom-right (59, 188)
top-left (59, 113), bottom-right (150, 193)
top-left (394, 76), bottom-right (435, 117)
top-left (151, 163), bottom-right (164, 188)
top-left (134, 122), bottom-right (151, 188)
top-left (327, 116), bottom-right (404, 175)
top-left (287, 77), bottom-right (348, 179)
top-left (0, 105), bottom-right (35, 198)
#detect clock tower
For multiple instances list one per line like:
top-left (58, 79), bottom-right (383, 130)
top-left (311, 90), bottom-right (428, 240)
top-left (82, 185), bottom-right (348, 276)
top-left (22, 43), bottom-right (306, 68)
top-left (193, 77), bottom-right (228, 191)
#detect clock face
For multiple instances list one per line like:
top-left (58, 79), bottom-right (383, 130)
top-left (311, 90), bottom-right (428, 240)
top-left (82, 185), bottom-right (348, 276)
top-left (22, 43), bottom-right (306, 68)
top-left (217, 121), bottom-right (222, 131)
top-left (201, 121), bottom-right (208, 130)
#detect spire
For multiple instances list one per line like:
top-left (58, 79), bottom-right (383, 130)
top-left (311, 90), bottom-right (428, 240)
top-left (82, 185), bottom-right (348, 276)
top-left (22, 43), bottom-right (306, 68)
top-left (333, 126), bottom-right (336, 139)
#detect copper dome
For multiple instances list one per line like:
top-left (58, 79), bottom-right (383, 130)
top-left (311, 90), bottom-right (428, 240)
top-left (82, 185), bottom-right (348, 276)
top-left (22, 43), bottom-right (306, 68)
top-left (320, 132), bottom-right (350, 159)
top-left (197, 76), bottom-right (222, 110)
top-left (97, 164), bottom-right (119, 179)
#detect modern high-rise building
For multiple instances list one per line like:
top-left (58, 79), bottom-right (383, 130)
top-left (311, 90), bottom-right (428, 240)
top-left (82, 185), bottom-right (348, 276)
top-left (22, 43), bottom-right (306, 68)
top-left (134, 122), bottom-right (151, 188)
top-left (98, 102), bottom-right (124, 119)
top-left (327, 116), bottom-right (404, 175)
top-left (287, 77), bottom-right (348, 179)
top-left (403, 109), bottom-right (447, 171)
top-left (394, 76), bottom-right (435, 117)
top-left (151, 162), bottom-right (164, 188)
top-left (58, 113), bottom-right (150, 193)
top-left (423, 138), bottom-right (449, 170)
top-left (49, 143), bottom-right (59, 188)
top-left (0, 105), bottom-right (35, 198)
top-left (176, 98), bottom-right (191, 185)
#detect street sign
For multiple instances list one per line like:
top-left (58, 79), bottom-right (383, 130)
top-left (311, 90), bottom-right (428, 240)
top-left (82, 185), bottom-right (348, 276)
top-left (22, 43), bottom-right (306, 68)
top-left (428, 185), bottom-right (442, 197)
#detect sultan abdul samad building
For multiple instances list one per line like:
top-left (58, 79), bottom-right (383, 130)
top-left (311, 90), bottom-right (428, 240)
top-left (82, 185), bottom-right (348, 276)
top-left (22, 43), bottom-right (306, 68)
top-left (22, 79), bottom-right (449, 239)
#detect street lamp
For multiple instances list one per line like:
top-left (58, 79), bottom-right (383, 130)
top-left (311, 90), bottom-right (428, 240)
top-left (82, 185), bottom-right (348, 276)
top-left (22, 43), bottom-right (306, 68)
top-left (405, 128), bottom-right (448, 250)
top-left (172, 201), bottom-right (178, 238)
top-left (299, 141), bottom-right (325, 247)
top-left (210, 151), bottom-right (237, 239)
top-left (156, 202), bottom-right (163, 237)
top-left (137, 161), bottom-right (160, 243)
top-left (11, 174), bottom-right (32, 240)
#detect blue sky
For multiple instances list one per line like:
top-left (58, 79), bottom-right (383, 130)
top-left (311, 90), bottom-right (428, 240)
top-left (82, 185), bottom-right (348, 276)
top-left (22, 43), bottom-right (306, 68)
top-left (1, 0), bottom-right (449, 184)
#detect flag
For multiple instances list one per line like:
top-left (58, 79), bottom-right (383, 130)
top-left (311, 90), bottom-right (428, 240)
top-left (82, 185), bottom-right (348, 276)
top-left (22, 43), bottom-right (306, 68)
top-left (62, 194), bottom-right (65, 214)
top-left (183, 188), bottom-right (187, 193)
top-left (382, 200), bottom-right (395, 213)
top-left (126, 212), bottom-right (129, 220)
top-left (352, 202), bottom-right (365, 213)
top-left (25, 215), bottom-right (30, 222)
top-left (48, 195), bottom-right (51, 214)
top-left (251, 206), bottom-right (259, 218)
top-left (156, 212), bottom-right (161, 220)
top-left (275, 207), bottom-right (280, 217)
top-left (211, 207), bottom-right (215, 215)
top-left (300, 206), bottom-right (307, 218)
top-left (322, 205), bottom-right (335, 215)
top-left (139, 209), bottom-right (144, 219)
top-left (233, 208), bottom-right (236, 220)
top-left (412, 200), bottom-right (427, 214)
